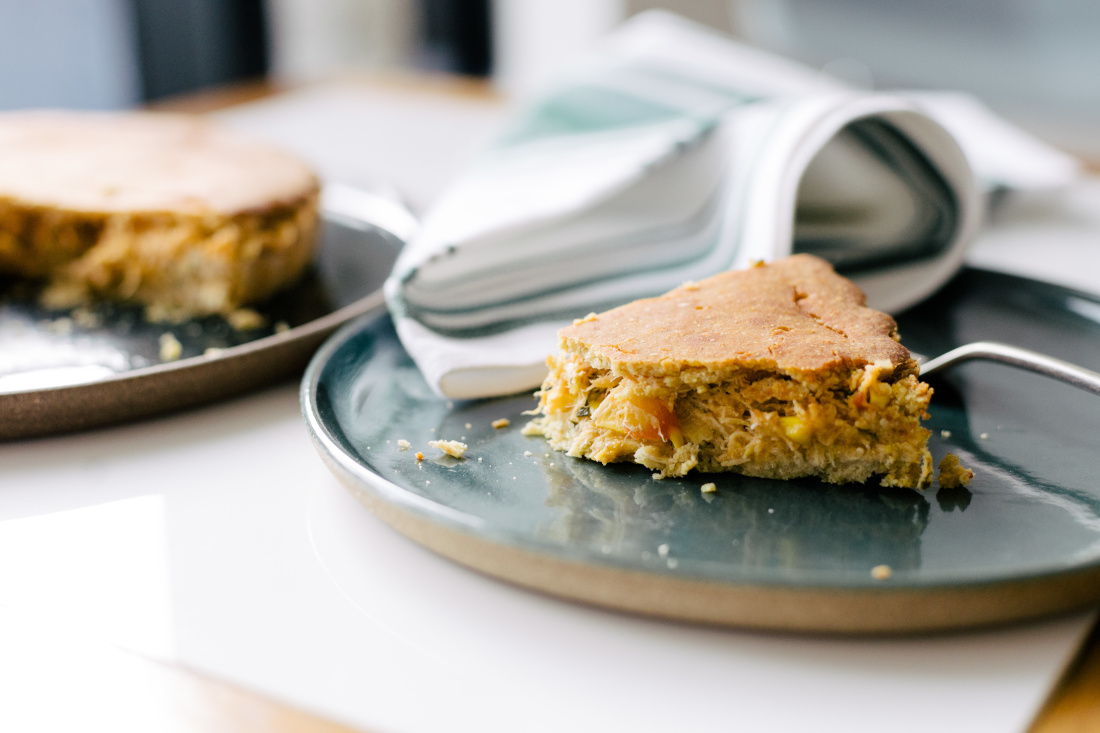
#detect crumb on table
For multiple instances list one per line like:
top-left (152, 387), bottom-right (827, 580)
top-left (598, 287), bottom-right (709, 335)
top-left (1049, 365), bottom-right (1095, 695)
top-left (871, 564), bottom-right (892, 580)
top-left (429, 439), bottom-right (468, 458)
top-left (938, 453), bottom-right (974, 489)
top-left (492, 418), bottom-right (510, 429)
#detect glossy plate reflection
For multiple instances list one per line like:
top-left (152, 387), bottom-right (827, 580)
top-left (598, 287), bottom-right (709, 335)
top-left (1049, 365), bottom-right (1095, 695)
top-left (303, 269), bottom-right (1100, 633)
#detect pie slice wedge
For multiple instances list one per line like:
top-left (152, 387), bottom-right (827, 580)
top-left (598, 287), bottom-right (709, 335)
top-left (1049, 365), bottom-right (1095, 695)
top-left (524, 254), bottom-right (933, 488)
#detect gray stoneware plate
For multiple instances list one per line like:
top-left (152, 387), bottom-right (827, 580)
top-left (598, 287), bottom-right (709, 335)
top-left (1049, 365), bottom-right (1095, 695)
top-left (0, 185), bottom-right (411, 440)
top-left (303, 269), bottom-right (1100, 634)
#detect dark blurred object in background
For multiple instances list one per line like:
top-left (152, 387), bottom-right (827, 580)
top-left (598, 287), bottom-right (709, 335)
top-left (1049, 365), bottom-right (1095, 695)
top-left (421, 0), bottom-right (492, 77)
top-left (0, 0), bottom-right (270, 109)
top-left (130, 0), bottom-right (269, 101)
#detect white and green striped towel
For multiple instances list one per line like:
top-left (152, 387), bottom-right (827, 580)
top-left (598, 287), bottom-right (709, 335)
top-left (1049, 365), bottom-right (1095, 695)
top-left (386, 11), bottom-right (1078, 399)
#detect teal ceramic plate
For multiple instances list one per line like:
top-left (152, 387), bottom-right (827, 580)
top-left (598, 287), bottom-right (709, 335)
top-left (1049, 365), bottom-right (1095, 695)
top-left (303, 269), bottom-right (1100, 633)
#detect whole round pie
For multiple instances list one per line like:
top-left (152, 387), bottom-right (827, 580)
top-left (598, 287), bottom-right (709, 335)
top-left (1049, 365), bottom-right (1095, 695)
top-left (0, 110), bottom-right (320, 320)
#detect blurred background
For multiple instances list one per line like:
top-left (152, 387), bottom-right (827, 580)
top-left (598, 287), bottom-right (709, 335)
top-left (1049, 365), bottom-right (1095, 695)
top-left (1, 0), bottom-right (1098, 156)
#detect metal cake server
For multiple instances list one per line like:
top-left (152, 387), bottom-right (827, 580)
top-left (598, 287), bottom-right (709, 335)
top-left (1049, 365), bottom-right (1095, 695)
top-left (915, 341), bottom-right (1100, 396)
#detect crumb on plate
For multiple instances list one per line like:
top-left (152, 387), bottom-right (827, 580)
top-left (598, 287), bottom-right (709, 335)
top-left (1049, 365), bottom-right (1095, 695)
top-left (71, 307), bottom-right (100, 328)
top-left (871, 564), bottom-right (892, 580)
top-left (158, 332), bottom-right (182, 361)
top-left (938, 453), bottom-right (974, 489)
top-left (48, 317), bottom-right (74, 335)
top-left (492, 418), bottom-right (510, 429)
top-left (227, 308), bottom-right (265, 331)
top-left (397, 439), bottom-right (411, 451)
top-left (429, 439), bottom-right (468, 458)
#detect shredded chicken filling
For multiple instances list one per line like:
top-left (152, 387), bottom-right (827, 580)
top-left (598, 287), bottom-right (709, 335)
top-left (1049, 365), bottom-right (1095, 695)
top-left (525, 351), bottom-right (933, 488)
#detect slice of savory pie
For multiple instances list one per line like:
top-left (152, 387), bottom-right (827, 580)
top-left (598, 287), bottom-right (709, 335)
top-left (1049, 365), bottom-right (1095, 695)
top-left (524, 254), bottom-right (933, 488)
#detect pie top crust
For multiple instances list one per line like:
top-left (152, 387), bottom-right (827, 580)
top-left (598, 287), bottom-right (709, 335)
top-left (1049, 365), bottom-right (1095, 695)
top-left (0, 111), bottom-right (318, 216)
top-left (558, 254), bottom-right (913, 379)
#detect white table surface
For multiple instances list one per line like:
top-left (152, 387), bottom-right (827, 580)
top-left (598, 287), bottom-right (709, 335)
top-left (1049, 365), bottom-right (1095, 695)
top-left (2, 80), bottom-right (1098, 733)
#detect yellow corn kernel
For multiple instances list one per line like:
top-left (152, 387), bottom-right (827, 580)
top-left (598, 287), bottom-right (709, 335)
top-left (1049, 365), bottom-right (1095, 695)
top-left (779, 416), bottom-right (813, 445)
top-left (669, 426), bottom-right (685, 450)
top-left (869, 382), bottom-right (892, 408)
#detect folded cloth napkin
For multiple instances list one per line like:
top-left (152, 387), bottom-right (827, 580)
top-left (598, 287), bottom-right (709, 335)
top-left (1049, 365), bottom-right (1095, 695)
top-left (386, 10), bottom-right (1079, 400)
